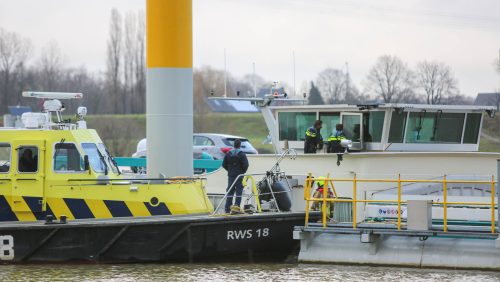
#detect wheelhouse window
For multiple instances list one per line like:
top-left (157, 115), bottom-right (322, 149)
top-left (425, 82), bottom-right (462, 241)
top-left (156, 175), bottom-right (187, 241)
top-left (54, 143), bottom-right (84, 172)
top-left (434, 113), bottom-right (465, 142)
top-left (81, 143), bottom-right (106, 173)
top-left (362, 111), bottom-right (385, 142)
top-left (405, 112), bottom-right (464, 143)
top-left (0, 144), bottom-right (11, 173)
top-left (97, 143), bottom-right (120, 174)
top-left (388, 111), bottom-right (407, 143)
top-left (18, 146), bottom-right (38, 173)
top-left (278, 112), bottom-right (316, 141)
top-left (319, 112), bottom-right (340, 139)
top-left (463, 113), bottom-right (482, 144)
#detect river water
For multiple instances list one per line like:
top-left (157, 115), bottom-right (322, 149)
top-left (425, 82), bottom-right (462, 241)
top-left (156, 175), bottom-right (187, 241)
top-left (0, 263), bottom-right (499, 281)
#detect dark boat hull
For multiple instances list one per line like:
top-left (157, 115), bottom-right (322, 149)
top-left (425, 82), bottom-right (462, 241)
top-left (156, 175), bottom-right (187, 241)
top-left (0, 212), bottom-right (316, 263)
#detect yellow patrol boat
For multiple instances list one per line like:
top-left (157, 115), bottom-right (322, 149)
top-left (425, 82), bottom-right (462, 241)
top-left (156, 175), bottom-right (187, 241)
top-left (0, 91), bottom-right (213, 222)
top-left (0, 91), bottom-right (314, 263)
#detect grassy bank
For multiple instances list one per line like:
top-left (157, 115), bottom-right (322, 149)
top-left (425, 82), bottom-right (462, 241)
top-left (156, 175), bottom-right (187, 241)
top-left (480, 115), bottom-right (500, 152)
top-left (87, 113), bottom-right (499, 157)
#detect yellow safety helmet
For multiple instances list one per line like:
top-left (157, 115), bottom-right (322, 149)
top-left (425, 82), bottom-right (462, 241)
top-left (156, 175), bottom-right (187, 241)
top-left (316, 176), bottom-right (326, 187)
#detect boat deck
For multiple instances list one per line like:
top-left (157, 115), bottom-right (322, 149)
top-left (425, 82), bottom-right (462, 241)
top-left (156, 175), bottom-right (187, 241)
top-left (0, 211), bottom-right (314, 229)
top-left (298, 222), bottom-right (499, 239)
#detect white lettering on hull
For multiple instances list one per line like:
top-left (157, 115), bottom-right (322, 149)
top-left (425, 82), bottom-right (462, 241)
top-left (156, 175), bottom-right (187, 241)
top-left (0, 235), bottom-right (14, 260)
top-left (227, 228), bottom-right (269, 240)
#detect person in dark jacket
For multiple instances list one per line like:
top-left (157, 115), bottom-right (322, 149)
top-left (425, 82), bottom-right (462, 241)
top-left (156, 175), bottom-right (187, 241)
top-left (222, 139), bottom-right (249, 214)
top-left (327, 123), bottom-right (347, 166)
top-left (304, 120), bottom-right (323, 153)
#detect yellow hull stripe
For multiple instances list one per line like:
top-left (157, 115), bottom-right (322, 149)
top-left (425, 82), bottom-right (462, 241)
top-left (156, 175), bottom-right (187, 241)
top-left (47, 198), bottom-right (75, 220)
top-left (8, 196), bottom-right (36, 221)
top-left (84, 199), bottom-right (112, 218)
top-left (125, 201), bottom-right (152, 217)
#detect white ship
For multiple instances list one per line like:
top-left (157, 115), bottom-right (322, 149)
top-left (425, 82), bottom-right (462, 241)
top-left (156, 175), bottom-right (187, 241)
top-left (205, 97), bottom-right (499, 219)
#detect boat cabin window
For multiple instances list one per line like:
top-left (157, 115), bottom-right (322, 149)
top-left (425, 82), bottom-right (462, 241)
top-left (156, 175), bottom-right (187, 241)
top-left (81, 143), bottom-right (106, 173)
top-left (54, 143), bottom-right (84, 172)
top-left (362, 111), bottom-right (385, 142)
top-left (97, 143), bottom-right (119, 174)
top-left (0, 144), bottom-right (11, 173)
top-left (463, 113), bottom-right (482, 144)
top-left (278, 112), bottom-right (316, 141)
top-left (319, 113), bottom-right (340, 139)
top-left (388, 111), bottom-right (407, 143)
top-left (405, 112), bottom-right (464, 143)
top-left (18, 146), bottom-right (38, 173)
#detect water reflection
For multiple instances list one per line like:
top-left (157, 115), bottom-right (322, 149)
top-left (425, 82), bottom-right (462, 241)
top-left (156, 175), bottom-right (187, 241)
top-left (0, 263), bottom-right (499, 281)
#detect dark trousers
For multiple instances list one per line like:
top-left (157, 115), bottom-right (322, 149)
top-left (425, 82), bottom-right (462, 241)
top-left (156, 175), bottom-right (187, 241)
top-left (225, 175), bottom-right (244, 213)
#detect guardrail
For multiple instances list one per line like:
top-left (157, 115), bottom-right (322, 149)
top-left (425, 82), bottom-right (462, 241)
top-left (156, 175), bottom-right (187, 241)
top-left (304, 174), bottom-right (498, 233)
top-left (114, 157), bottom-right (223, 173)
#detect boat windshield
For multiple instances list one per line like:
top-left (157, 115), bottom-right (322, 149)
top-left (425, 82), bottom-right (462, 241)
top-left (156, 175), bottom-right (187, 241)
top-left (97, 143), bottom-right (120, 174)
top-left (81, 143), bottom-right (107, 173)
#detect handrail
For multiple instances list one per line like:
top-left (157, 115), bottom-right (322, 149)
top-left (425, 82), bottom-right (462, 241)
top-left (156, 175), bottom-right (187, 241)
top-left (304, 174), bottom-right (498, 233)
top-left (67, 177), bottom-right (204, 182)
top-left (211, 172), bottom-right (292, 215)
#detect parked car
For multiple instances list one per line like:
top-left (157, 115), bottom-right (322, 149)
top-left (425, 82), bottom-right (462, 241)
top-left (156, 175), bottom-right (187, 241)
top-left (132, 133), bottom-right (258, 160)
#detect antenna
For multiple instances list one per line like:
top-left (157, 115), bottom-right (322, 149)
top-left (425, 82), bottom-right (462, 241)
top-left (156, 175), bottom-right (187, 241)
top-left (345, 62), bottom-right (350, 100)
top-left (224, 48), bottom-right (227, 98)
top-left (253, 62), bottom-right (256, 98)
top-left (21, 91), bottom-right (86, 129)
top-left (293, 50), bottom-right (296, 97)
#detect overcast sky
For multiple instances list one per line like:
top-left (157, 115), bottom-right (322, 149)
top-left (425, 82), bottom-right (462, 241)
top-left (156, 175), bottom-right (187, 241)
top-left (1, 0), bottom-right (499, 97)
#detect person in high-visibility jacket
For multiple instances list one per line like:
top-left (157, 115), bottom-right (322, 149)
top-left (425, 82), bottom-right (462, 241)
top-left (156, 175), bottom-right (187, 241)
top-left (304, 120), bottom-right (323, 153)
top-left (327, 123), bottom-right (347, 166)
top-left (311, 176), bottom-right (334, 218)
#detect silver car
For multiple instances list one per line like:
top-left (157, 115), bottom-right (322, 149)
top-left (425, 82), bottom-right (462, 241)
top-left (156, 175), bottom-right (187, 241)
top-left (132, 133), bottom-right (258, 160)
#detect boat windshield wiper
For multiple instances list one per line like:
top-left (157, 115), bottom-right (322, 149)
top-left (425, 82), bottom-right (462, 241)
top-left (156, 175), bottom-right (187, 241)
top-left (432, 110), bottom-right (443, 141)
top-left (416, 110), bottom-right (426, 140)
top-left (99, 155), bottom-right (109, 175)
top-left (98, 144), bottom-right (120, 175)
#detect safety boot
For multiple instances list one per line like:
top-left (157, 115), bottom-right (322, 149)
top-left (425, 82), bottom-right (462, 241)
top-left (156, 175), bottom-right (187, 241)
top-left (230, 205), bottom-right (243, 215)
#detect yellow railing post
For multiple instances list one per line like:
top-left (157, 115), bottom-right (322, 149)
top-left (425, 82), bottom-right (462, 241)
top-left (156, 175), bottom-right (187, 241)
top-left (300, 172), bottom-right (497, 232)
top-left (397, 173), bottom-right (402, 231)
top-left (322, 174), bottom-right (328, 228)
top-left (304, 173), bottom-right (312, 227)
top-left (491, 175), bottom-right (496, 234)
top-left (353, 173), bottom-right (357, 229)
top-left (443, 174), bottom-right (447, 232)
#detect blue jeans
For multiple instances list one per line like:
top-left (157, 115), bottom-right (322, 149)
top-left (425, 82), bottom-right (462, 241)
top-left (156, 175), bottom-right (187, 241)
top-left (225, 175), bottom-right (243, 213)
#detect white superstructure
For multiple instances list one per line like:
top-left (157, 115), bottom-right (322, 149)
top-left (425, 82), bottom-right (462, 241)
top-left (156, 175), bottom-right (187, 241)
top-left (205, 98), bottom-right (499, 219)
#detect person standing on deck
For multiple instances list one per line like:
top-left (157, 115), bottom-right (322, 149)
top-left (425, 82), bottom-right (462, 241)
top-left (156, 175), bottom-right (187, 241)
top-left (304, 120), bottom-right (323, 153)
top-left (222, 139), bottom-right (249, 214)
top-left (327, 123), bottom-right (347, 166)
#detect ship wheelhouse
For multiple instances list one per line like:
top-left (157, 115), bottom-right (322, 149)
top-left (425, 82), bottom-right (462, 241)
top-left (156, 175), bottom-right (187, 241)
top-left (271, 104), bottom-right (496, 152)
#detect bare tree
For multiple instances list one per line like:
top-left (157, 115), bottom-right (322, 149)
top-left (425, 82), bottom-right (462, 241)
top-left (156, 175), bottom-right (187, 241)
top-left (106, 8), bottom-right (123, 113)
top-left (443, 93), bottom-right (474, 105)
top-left (365, 55), bottom-right (414, 103)
top-left (316, 68), bottom-right (346, 104)
top-left (0, 28), bottom-right (32, 113)
top-left (416, 61), bottom-right (457, 105)
top-left (38, 40), bottom-right (64, 91)
top-left (123, 11), bottom-right (137, 114)
top-left (241, 73), bottom-right (266, 97)
top-left (133, 11), bottom-right (146, 113)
